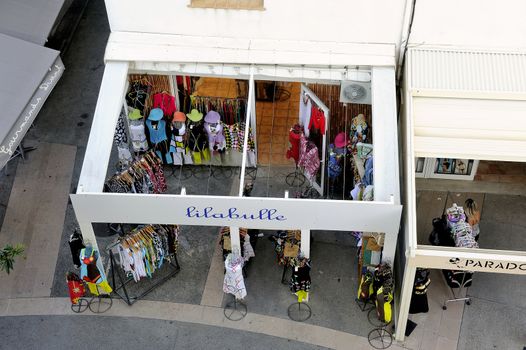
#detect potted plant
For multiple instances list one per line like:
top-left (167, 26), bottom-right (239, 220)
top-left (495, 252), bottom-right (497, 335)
top-left (0, 244), bottom-right (24, 274)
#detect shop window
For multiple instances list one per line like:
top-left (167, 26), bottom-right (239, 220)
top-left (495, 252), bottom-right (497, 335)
top-left (189, 0), bottom-right (264, 10)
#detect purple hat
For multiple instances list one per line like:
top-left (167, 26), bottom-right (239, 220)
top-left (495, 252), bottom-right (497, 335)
top-left (334, 132), bottom-right (348, 148)
top-left (204, 111), bottom-right (221, 123)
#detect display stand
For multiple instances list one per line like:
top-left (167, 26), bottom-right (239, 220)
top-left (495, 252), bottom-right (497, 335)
top-left (108, 250), bottom-right (181, 306)
top-left (287, 300), bottom-right (312, 322)
top-left (367, 307), bottom-right (393, 349)
top-left (285, 166), bottom-right (306, 187)
top-left (442, 270), bottom-right (472, 310)
top-left (223, 295), bottom-right (248, 321)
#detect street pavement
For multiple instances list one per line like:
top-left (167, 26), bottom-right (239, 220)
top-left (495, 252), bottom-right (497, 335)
top-left (0, 315), bottom-right (329, 350)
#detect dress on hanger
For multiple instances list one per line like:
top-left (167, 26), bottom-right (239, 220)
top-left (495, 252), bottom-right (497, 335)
top-left (286, 125), bottom-right (302, 164)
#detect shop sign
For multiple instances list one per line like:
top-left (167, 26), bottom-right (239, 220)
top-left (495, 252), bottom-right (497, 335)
top-left (442, 258), bottom-right (526, 275)
top-left (446, 257), bottom-right (526, 274)
top-left (186, 206), bottom-right (286, 222)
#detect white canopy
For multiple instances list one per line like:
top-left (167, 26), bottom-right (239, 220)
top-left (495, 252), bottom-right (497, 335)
top-left (0, 33), bottom-right (64, 169)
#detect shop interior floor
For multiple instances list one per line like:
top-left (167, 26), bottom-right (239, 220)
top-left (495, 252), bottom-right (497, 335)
top-left (0, 142), bottom-right (76, 298)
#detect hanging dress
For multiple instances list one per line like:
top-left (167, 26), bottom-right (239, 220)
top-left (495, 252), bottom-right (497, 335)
top-left (223, 254), bottom-right (247, 299)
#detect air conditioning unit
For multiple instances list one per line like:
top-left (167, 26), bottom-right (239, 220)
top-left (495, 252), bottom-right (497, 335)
top-left (339, 81), bottom-right (371, 104)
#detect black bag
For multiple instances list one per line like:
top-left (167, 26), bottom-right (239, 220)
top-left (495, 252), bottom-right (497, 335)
top-left (429, 215), bottom-right (453, 246)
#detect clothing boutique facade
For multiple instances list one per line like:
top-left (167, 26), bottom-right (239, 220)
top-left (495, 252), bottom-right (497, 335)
top-left (70, 0), bottom-right (408, 336)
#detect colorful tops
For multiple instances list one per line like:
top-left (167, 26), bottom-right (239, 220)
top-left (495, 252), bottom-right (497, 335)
top-left (298, 134), bottom-right (320, 179)
top-left (308, 107), bottom-right (326, 135)
top-left (153, 93), bottom-right (176, 118)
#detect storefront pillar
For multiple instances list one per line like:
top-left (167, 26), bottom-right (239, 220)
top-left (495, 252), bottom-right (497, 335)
top-left (381, 230), bottom-right (398, 265)
top-left (394, 259), bottom-right (417, 341)
top-left (229, 226), bottom-right (242, 255)
top-left (301, 229), bottom-right (310, 258)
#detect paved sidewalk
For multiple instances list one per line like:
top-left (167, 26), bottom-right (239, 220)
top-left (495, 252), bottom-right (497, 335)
top-left (0, 297), bottom-right (405, 350)
top-left (0, 315), bottom-right (329, 350)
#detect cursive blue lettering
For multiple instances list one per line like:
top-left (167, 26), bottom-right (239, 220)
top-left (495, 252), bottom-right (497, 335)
top-left (185, 206), bottom-right (287, 222)
top-left (228, 208), bottom-right (240, 219)
top-left (186, 206), bottom-right (198, 218)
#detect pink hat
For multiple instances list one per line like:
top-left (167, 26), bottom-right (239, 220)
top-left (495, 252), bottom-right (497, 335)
top-left (334, 132), bottom-right (348, 148)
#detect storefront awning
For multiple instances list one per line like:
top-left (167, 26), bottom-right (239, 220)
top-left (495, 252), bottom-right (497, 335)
top-left (407, 47), bottom-right (526, 162)
top-left (0, 34), bottom-right (64, 169)
top-left (0, 0), bottom-right (65, 45)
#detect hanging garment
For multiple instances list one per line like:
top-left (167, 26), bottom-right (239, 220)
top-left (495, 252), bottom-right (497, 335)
top-left (375, 287), bottom-right (393, 323)
top-left (409, 269), bottom-right (431, 314)
top-left (242, 236), bottom-right (255, 262)
top-left (153, 92), bottom-right (176, 118)
top-left (69, 230), bottom-right (85, 268)
top-left (80, 247), bottom-right (112, 295)
top-left (126, 81), bottom-right (150, 113)
top-left (145, 118), bottom-right (172, 164)
top-left (290, 258), bottom-right (311, 293)
top-left (115, 225), bottom-right (179, 282)
top-left (223, 254), bottom-right (247, 299)
top-left (128, 120), bottom-right (149, 152)
top-left (286, 125), bottom-right (302, 164)
top-left (299, 95), bottom-right (312, 137)
top-left (117, 143), bottom-right (133, 164)
top-left (298, 134), bottom-right (320, 179)
top-left (114, 110), bottom-right (128, 145)
top-left (362, 156), bottom-right (374, 186)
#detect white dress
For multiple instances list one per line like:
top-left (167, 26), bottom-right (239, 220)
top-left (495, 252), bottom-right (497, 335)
top-left (223, 254), bottom-right (247, 299)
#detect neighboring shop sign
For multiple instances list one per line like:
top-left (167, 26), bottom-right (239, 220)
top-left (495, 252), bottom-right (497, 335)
top-left (448, 257), bottom-right (526, 273)
top-left (413, 250), bottom-right (526, 275)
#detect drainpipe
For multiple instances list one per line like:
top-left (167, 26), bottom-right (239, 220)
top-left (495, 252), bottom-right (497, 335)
top-left (397, 0), bottom-right (417, 85)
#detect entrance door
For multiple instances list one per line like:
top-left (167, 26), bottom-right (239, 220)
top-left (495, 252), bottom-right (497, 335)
top-left (300, 84), bottom-right (330, 196)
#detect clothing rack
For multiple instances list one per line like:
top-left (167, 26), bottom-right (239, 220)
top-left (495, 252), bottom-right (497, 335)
top-left (441, 270), bottom-right (472, 310)
top-left (191, 95), bottom-right (247, 125)
top-left (107, 224), bottom-right (181, 306)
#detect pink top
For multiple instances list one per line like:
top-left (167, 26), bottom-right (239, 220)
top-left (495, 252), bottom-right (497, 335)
top-left (153, 93), bottom-right (176, 118)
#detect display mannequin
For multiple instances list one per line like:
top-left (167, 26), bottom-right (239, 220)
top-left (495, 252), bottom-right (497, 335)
top-left (170, 111), bottom-right (188, 165)
top-left (127, 108), bottom-right (148, 152)
top-left (145, 108), bottom-right (172, 164)
top-left (186, 109), bottom-right (209, 164)
top-left (204, 111), bottom-right (226, 154)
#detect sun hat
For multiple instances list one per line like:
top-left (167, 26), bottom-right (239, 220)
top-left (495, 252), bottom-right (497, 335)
top-left (173, 111), bottom-right (186, 122)
top-left (128, 108), bottom-right (143, 120)
top-left (186, 109), bottom-right (203, 122)
top-left (204, 110), bottom-right (221, 123)
top-left (148, 108), bottom-right (163, 121)
top-left (334, 132), bottom-right (348, 148)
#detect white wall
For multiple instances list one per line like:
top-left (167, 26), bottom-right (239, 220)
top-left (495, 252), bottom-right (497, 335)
top-left (105, 0), bottom-right (406, 47)
top-left (409, 0), bottom-right (526, 50)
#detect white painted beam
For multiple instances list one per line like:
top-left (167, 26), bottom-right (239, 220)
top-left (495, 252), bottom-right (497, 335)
top-left (70, 193), bottom-right (402, 233)
top-left (77, 62), bottom-right (129, 193)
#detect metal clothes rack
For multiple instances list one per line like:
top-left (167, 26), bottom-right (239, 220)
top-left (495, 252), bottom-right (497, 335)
top-left (441, 269), bottom-right (472, 310)
top-left (108, 249), bottom-right (181, 306)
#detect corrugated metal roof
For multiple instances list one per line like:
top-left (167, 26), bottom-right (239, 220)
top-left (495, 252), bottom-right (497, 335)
top-left (409, 47), bottom-right (526, 93)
